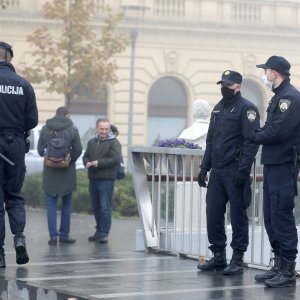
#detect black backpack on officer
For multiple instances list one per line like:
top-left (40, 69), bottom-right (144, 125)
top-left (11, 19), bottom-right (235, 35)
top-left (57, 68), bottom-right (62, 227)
top-left (44, 129), bottom-right (71, 169)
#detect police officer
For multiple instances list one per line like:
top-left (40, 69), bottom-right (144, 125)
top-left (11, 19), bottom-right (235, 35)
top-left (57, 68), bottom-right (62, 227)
top-left (253, 56), bottom-right (300, 288)
top-left (197, 70), bottom-right (260, 275)
top-left (0, 41), bottom-right (38, 267)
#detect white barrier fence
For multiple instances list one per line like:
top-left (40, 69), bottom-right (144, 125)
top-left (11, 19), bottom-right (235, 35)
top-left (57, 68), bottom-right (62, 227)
top-left (129, 146), bottom-right (300, 270)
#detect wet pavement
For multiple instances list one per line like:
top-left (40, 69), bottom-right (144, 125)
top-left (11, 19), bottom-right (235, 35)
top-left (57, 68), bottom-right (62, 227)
top-left (0, 209), bottom-right (299, 299)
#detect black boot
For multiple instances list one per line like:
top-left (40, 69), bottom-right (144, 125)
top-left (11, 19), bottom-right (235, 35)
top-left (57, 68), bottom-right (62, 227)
top-left (264, 257), bottom-right (296, 288)
top-left (223, 250), bottom-right (244, 275)
top-left (255, 254), bottom-right (281, 282)
top-left (14, 236), bottom-right (29, 265)
top-left (0, 250), bottom-right (5, 268)
top-left (197, 250), bottom-right (227, 271)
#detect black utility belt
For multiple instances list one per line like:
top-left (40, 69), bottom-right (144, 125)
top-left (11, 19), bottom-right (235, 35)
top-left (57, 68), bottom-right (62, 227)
top-left (0, 130), bottom-right (23, 142)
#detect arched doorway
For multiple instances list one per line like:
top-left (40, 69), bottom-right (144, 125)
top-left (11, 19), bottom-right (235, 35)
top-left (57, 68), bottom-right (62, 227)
top-left (147, 76), bottom-right (188, 146)
top-left (241, 79), bottom-right (266, 123)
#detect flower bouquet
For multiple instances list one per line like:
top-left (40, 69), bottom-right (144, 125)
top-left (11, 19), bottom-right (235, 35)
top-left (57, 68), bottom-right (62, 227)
top-left (158, 138), bottom-right (200, 149)
top-left (158, 138), bottom-right (200, 175)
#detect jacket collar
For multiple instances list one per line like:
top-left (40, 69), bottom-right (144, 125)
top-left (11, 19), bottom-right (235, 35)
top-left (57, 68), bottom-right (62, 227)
top-left (272, 77), bottom-right (290, 95)
top-left (0, 61), bottom-right (16, 72)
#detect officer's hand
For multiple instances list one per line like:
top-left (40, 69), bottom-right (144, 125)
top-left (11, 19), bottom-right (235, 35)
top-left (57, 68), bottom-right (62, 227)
top-left (234, 171), bottom-right (249, 188)
top-left (197, 170), bottom-right (207, 188)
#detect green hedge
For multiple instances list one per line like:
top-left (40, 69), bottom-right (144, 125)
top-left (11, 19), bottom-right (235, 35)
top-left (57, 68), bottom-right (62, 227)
top-left (22, 170), bottom-right (138, 217)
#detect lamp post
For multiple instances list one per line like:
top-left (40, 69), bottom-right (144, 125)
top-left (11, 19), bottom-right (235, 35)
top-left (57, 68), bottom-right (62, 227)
top-left (122, 5), bottom-right (150, 169)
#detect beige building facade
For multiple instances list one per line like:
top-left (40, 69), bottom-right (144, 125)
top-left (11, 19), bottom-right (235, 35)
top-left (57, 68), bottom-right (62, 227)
top-left (1, 0), bottom-right (300, 157)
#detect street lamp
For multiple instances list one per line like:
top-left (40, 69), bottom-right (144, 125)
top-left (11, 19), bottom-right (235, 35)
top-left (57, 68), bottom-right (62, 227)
top-left (122, 5), bottom-right (150, 168)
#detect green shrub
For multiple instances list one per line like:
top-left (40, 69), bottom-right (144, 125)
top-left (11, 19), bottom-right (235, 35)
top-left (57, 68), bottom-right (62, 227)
top-left (113, 174), bottom-right (138, 217)
top-left (22, 170), bottom-right (138, 217)
top-left (22, 172), bottom-right (44, 208)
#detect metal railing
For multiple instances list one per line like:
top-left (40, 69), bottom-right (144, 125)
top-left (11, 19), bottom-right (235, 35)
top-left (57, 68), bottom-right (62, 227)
top-left (129, 146), bottom-right (300, 270)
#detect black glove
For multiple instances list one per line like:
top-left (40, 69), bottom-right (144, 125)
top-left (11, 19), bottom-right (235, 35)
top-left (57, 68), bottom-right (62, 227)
top-left (197, 170), bottom-right (207, 188)
top-left (234, 171), bottom-right (249, 188)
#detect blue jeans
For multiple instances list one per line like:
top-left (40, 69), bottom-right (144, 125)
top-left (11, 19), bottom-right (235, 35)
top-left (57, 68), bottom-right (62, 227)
top-left (89, 180), bottom-right (114, 236)
top-left (46, 193), bottom-right (72, 239)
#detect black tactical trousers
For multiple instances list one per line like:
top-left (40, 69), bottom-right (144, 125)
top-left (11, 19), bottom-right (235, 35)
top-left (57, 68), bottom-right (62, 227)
top-left (263, 163), bottom-right (299, 261)
top-left (0, 135), bottom-right (26, 248)
top-left (206, 161), bottom-right (252, 253)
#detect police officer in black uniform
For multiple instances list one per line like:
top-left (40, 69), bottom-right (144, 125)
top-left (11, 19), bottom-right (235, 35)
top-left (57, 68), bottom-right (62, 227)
top-left (197, 70), bottom-right (260, 275)
top-left (253, 56), bottom-right (300, 288)
top-left (0, 41), bottom-right (38, 267)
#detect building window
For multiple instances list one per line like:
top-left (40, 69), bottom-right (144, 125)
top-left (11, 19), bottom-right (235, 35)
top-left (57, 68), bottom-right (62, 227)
top-left (69, 85), bottom-right (107, 116)
top-left (147, 76), bottom-right (188, 146)
top-left (153, 0), bottom-right (185, 18)
top-left (69, 85), bottom-right (108, 145)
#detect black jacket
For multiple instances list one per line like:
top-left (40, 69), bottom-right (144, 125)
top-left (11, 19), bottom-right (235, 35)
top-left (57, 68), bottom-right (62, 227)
top-left (83, 133), bottom-right (122, 181)
top-left (201, 92), bottom-right (260, 175)
top-left (254, 78), bottom-right (300, 165)
top-left (0, 62), bottom-right (38, 133)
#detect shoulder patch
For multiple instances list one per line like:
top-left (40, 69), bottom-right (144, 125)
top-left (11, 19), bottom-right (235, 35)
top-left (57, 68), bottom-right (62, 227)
top-left (247, 110), bottom-right (256, 123)
top-left (279, 99), bottom-right (291, 112)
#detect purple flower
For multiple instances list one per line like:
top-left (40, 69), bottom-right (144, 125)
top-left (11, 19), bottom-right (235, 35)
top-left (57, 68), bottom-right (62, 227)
top-left (158, 138), bottom-right (200, 149)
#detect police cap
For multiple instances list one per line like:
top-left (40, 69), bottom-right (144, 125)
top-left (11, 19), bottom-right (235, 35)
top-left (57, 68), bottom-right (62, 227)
top-left (217, 70), bottom-right (242, 85)
top-left (0, 41), bottom-right (13, 58)
top-left (256, 55), bottom-right (290, 76)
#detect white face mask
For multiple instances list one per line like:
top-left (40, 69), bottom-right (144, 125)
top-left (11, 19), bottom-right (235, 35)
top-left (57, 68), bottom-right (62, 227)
top-left (261, 74), bottom-right (273, 89)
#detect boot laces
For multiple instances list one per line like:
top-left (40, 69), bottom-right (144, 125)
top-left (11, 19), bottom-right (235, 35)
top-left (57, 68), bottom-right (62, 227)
top-left (268, 256), bottom-right (280, 271)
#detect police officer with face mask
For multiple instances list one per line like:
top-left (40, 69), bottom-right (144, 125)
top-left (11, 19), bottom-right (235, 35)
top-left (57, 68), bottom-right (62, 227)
top-left (0, 41), bottom-right (38, 267)
top-left (252, 56), bottom-right (300, 288)
top-left (197, 70), bottom-right (260, 275)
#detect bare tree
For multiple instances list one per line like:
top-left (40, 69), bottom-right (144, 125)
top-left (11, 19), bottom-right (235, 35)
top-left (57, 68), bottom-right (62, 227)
top-left (20, 0), bottom-right (128, 107)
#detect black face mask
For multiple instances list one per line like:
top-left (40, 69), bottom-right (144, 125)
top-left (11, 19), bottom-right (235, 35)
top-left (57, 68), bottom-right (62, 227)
top-left (221, 86), bottom-right (235, 100)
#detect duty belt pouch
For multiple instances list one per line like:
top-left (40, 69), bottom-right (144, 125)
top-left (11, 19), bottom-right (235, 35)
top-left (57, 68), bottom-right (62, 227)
top-left (4, 131), bottom-right (14, 143)
top-left (24, 139), bottom-right (30, 153)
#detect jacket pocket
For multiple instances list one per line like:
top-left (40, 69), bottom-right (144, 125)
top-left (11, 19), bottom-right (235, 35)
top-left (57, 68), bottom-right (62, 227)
top-left (271, 181), bottom-right (295, 211)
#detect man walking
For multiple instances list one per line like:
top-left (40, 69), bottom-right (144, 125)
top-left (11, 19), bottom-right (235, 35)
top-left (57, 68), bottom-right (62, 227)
top-left (0, 41), bottom-right (38, 266)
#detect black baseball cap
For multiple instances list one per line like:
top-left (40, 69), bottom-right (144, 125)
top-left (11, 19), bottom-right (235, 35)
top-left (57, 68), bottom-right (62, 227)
top-left (256, 55), bottom-right (290, 76)
top-left (217, 70), bottom-right (242, 85)
top-left (0, 41), bottom-right (13, 57)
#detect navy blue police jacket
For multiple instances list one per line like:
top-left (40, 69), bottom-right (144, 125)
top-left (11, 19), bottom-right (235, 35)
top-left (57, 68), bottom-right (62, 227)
top-left (0, 62), bottom-right (38, 133)
top-left (253, 78), bottom-right (300, 165)
top-left (201, 92), bottom-right (260, 175)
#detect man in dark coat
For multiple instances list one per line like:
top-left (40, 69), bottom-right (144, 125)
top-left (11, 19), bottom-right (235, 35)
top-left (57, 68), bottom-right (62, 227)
top-left (37, 107), bottom-right (82, 245)
top-left (0, 41), bottom-right (38, 267)
top-left (83, 118), bottom-right (122, 243)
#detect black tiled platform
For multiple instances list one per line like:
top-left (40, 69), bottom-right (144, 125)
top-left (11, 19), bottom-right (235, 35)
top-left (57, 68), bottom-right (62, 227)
top-left (0, 209), bottom-right (298, 299)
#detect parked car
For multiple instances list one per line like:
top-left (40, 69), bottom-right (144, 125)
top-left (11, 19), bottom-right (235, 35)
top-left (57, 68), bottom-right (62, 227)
top-left (25, 125), bottom-right (84, 174)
